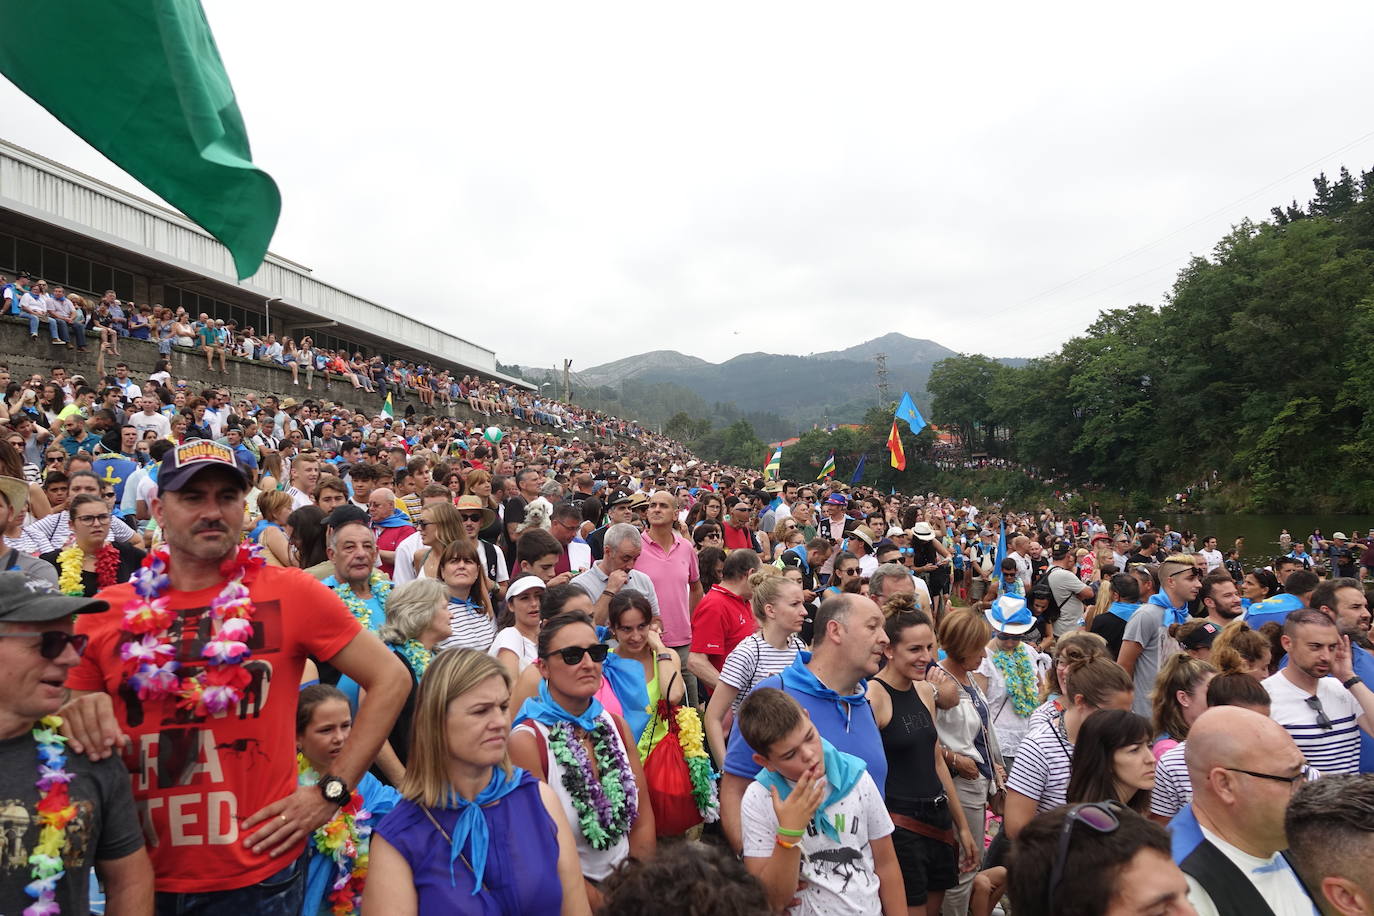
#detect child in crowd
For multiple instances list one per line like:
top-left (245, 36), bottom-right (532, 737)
top-left (737, 687), bottom-right (905, 915)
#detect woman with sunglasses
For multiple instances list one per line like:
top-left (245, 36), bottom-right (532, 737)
top-left (41, 494), bottom-right (144, 597)
top-left (366, 648), bottom-right (590, 915)
top-left (510, 611), bottom-right (655, 909)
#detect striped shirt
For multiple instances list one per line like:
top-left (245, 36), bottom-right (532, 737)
top-left (1006, 709), bottom-right (1073, 813)
top-left (438, 597), bottom-right (497, 653)
top-left (718, 633), bottom-right (806, 712)
top-left (1149, 741), bottom-right (1191, 819)
top-left (1263, 672), bottom-right (1362, 774)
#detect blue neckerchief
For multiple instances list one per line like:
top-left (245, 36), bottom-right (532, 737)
top-left (440, 767), bottom-right (527, 894)
top-left (1147, 591), bottom-right (1188, 626)
top-left (754, 738), bottom-right (867, 842)
top-left (603, 652), bottom-right (651, 741)
top-left (1107, 601), bottom-right (1140, 622)
top-left (514, 679), bottom-right (605, 731)
top-left (373, 509), bottom-right (412, 528)
top-left (783, 544), bottom-right (810, 574)
top-left (777, 652), bottom-right (869, 733)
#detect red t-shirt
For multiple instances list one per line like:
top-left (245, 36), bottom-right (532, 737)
top-left (722, 522), bottom-right (756, 553)
top-left (68, 565), bottom-right (361, 893)
top-left (374, 523), bottom-right (416, 576)
top-left (690, 584), bottom-right (756, 670)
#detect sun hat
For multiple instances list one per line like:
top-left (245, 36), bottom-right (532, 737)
top-left (910, 521), bottom-right (936, 542)
top-left (985, 595), bottom-right (1036, 635)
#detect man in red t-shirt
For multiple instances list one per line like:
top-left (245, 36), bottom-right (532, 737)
top-left (688, 549), bottom-right (763, 695)
top-left (61, 441), bottom-right (411, 910)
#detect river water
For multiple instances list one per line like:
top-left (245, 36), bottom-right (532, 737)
top-left (1153, 513), bottom-right (1373, 568)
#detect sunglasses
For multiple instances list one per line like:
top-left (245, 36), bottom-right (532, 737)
top-left (1304, 695), bottom-right (1333, 730)
top-left (0, 630), bottom-right (90, 659)
top-left (459, 512), bottom-right (485, 523)
top-left (543, 643), bottom-right (609, 666)
top-left (994, 631), bottom-right (1032, 641)
top-left (1047, 802), bottom-right (1121, 911)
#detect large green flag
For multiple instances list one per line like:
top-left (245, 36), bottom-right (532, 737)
top-left (0, 0), bottom-right (280, 280)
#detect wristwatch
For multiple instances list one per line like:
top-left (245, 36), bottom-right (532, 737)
top-left (1343, 676), bottom-right (1364, 690)
top-left (318, 774), bottom-right (349, 806)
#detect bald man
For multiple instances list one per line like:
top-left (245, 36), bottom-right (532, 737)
top-left (1169, 706), bottom-right (1317, 916)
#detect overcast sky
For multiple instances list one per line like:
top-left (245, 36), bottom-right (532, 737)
top-left (5, 1), bottom-right (1374, 371)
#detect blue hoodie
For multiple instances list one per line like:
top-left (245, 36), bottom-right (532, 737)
top-left (722, 652), bottom-right (886, 792)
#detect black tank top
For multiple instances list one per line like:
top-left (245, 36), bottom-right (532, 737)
top-left (877, 679), bottom-right (945, 806)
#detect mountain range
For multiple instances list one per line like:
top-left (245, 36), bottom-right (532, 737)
top-left (512, 333), bottom-right (1025, 438)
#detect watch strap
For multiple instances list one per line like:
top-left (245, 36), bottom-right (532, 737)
top-left (1343, 675), bottom-right (1364, 690)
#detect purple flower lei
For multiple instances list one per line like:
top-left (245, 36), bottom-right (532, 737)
top-left (546, 719), bottom-right (637, 850)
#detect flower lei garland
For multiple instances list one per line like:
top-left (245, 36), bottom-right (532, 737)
top-left (298, 754), bottom-right (372, 916)
top-left (396, 640), bottom-right (432, 678)
top-left (331, 573), bottom-right (391, 630)
top-left (25, 715), bottom-right (77, 916)
top-left (118, 544), bottom-right (263, 717)
top-left (546, 719), bottom-right (638, 849)
top-left (56, 544), bottom-right (120, 597)
top-left (992, 645), bottom-right (1040, 718)
top-left (673, 706), bottom-right (720, 822)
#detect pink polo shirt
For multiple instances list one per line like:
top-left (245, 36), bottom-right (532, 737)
top-left (635, 530), bottom-right (700, 647)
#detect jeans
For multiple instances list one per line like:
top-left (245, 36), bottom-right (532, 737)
top-left (154, 855), bottom-right (304, 916)
top-left (26, 312), bottom-right (61, 339)
top-left (60, 320), bottom-right (87, 347)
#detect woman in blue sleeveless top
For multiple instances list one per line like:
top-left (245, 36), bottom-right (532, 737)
top-left (366, 649), bottom-right (589, 915)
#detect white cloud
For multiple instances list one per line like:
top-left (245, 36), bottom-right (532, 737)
top-left (3, 0), bottom-right (1373, 369)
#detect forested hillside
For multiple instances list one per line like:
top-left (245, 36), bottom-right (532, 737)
top-left (926, 167), bottom-right (1374, 512)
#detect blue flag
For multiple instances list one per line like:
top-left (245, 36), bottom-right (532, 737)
top-left (92, 456), bottom-right (138, 506)
top-left (995, 519), bottom-right (1007, 573)
top-left (850, 453), bottom-right (867, 485)
top-left (896, 392), bottom-right (927, 435)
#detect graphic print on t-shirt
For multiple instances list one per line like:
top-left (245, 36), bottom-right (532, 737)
top-left (0, 799), bottom-right (95, 869)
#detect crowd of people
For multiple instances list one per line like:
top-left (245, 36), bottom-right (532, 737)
top-left (0, 343), bottom-right (1370, 916)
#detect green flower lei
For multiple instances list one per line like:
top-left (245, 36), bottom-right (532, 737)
top-left (396, 640), bottom-right (432, 678)
top-left (333, 572), bottom-right (391, 630)
top-left (991, 645), bottom-right (1040, 718)
top-left (546, 719), bottom-right (636, 850)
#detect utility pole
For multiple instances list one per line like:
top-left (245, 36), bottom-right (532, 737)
top-left (563, 359), bottom-right (573, 402)
top-left (874, 352), bottom-right (891, 405)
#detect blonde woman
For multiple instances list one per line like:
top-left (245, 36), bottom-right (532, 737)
top-left (365, 648), bottom-right (590, 914)
top-left (250, 489), bottom-right (293, 566)
top-left (414, 502), bottom-right (469, 580)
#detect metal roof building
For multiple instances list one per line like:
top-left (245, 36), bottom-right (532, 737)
top-left (0, 138), bottom-right (529, 387)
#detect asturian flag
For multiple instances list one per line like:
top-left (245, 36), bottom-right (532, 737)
top-left (816, 451), bottom-right (836, 480)
top-left (896, 391), bottom-right (928, 436)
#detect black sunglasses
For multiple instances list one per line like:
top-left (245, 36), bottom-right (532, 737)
top-left (1304, 695), bottom-right (1333, 730)
top-left (543, 643), bottom-right (609, 666)
top-left (1047, 802), bottom-right (1121, 911)
top-left (0, 630), bottom-right (90, 659)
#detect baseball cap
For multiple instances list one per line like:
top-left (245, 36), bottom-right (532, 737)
top-left (1051, 540), bottom-right (1075, 560)
top-left (157, 441), bottom-right (251, 494)
top-left (825, 494), bottom-right (848, 506)
top-left (0, 571), bottom-right (108, 622)
top-left (506, 575), bottom-right (547, 601)
top-left (1179, 621), bottom-right (1220, 651)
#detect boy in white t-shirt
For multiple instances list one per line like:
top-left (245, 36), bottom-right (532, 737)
top-left (738, 688), bottom-right (904, 915)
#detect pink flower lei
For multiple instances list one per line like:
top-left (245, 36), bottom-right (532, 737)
top-left (118, 544), bottom-right (264, 717)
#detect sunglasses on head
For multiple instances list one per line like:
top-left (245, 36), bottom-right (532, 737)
top-left (543, 643), bottom-right (609, 666)
top-left (1047, 802), bottom-right (1121, 910)
top-left (0, 630), bottom-right (90, 659)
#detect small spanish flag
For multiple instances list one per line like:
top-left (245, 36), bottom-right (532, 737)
top-left (816, 450), bottom-right (836, 480)
top-left (887, 419), bottom-right (906, 471)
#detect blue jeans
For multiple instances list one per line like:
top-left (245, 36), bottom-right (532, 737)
top-left (153, 855), bottom-right (304, 916)
top-left (26, 312), bottom-right (61, 339)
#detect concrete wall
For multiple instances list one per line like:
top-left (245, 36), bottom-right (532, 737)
top-left (0, 315), bottom-right (603, 442)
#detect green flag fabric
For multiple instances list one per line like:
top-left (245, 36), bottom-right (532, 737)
top-left (0, 0), bottom-right (280, 280)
